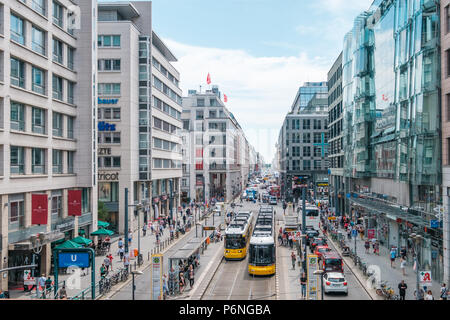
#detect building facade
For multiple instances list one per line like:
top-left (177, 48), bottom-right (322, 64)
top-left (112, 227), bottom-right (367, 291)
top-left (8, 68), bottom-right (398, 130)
top-left (97, 1), bottom-right (182, 234)
top-left (343, 0), bottom-right (443, 281)
top-left (0, 0), bottom-right (98, 290)
top-left (327, 52), bottom-right (344, 215)
top-left (181, 87), bottom-right (251, 204)
top-left (278, 86), bottom-right (329, 202)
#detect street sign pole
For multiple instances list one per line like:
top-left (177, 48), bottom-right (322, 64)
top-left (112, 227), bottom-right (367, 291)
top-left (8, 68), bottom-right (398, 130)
top-left (125, 188), bottom-right (129, 254)
top-left (302, 186), bottom-right (306, 272)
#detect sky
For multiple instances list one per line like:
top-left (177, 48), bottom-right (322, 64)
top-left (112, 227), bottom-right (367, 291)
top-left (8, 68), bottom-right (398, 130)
top-left (100, 0), bottom-right (374, 162)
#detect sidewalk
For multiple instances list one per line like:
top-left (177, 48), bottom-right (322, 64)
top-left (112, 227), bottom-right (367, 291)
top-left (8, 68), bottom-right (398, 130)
top-left (329, 225), bottom-right (442, 300)
top-left (9, 212), bottom-right (188, 300)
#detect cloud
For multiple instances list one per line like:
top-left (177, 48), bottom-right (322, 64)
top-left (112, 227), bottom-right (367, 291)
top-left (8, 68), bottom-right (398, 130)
top-left (312, 0), bottom-right (373, 14)
top-left (164, 39), bottom-right (330, 161)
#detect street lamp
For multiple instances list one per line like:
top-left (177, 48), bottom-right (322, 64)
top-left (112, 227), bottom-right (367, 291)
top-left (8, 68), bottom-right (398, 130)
top-left (313, 269), bottom-right (324, 300)
top-left (131, 270), bottom-right (143, 300)
top-left (409, 233), bottom-right (423, 300)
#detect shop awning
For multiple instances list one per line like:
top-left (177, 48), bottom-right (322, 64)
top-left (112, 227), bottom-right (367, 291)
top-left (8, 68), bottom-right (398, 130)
top-left (90, 228), bottom-right (114, 236)
top-left (98, 220), bottom-right (110, 228)
top-left (55, 240), bottom-right (83, 250)
top-left (72, 236), bottom-right (93, 246)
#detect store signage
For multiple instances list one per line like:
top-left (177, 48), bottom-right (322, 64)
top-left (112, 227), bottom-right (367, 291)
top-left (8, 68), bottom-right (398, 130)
top-left (68, 190), bottom-right (82, 216)
top-left (32, 194), bottom-right (48, 225)
top-left (307, 254), bottom-right (319, 300)
top-left (43, 230), bottom-right (65, 242)
top-left (419, 271), bottom-right (432, 286)
top-left (23, 270), bottom-right (35, 286)
top-left (58, 252), bottom-right (90, 268)
top-left (56, 219), bottom-right (75, 232)
top-left (98, 148), bottom-right (112, 155)
top-left (367, 229), bottom-right (376, 239)
top-left (98, 98), bottom-right (119, 105)
top-left (98, 121), bottom-right (116, 132)
top-left (98, 172), bottom-right (119, 181)
top-left (151, 254), bottom-right (163, 300)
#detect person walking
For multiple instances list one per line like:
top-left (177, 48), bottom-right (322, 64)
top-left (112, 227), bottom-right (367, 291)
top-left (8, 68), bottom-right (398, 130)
top-left (45, 276), bottom-right (53, 298)
top-left (38, 274), bottom-right (46, 298)
top-left (104, 256), bottom-right (111, 272)
top-left (425, 290), bottom-right (434, 300)
top-left (414, 287), bottom-right (425, 300)
top-left (400, 257), bottom-right (406, 276)
top-left (364, 239), bottom-right (370, 254)
top-left (143, 223), bottom-right (147, 237)
top-left (179, 272), bottom-right (186, 294)
top-left (128, 231), bottom-right (132, 246)
top-left (291, 252), bottom-right (297, 270)
top-left (374, 241), bottom-right (380, 255)
top-left (188, 265), bottom-right (195, 288)
top-left (100, 264), bottom-right (107, 278)
top-left (440, 283), bottom-right (448, 300)
top-left (123, 252), bottom-right (130, 271)
top-left (390, 247), bottom-right (397, 268)
top-left (168, 267), bottom-right (176, 295)
top-left (398, 280), bottom-right (407, 300)
top-left (118, 237), bottom-right (123, 250)
top-left (300, 272), bottom-right (307, 299)
top-left (162, 274), bottom-right (169, 299)
top-left (118, 246), bottom-right (124, 261)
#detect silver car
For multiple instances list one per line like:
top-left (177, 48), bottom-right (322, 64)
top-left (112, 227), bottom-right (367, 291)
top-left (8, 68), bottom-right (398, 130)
top-left (323, 272), bottom-right (348, 295)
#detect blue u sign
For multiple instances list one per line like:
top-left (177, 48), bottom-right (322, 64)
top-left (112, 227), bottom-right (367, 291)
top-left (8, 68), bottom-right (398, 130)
top-left (58, 252), bottom-right (90, 268)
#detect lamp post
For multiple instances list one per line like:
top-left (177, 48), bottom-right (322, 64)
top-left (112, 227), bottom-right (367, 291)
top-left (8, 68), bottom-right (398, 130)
top-left (314, 269), bottom-right (324, 300)
top-left (131, 270), bottom-right (143, 300)
top-left (409, 233), bottom-right (423, 300)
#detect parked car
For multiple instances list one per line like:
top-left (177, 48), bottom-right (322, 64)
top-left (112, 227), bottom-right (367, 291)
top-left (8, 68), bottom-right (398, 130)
top-left (323, 272), bottom-right (348, 295)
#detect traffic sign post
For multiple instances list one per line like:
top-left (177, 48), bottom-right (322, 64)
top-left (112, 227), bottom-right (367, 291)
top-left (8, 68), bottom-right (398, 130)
top-left (53, 248), bottom-right (95, 299)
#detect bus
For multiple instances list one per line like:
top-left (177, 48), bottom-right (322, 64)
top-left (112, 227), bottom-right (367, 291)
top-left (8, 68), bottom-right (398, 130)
top-left (248, 209), bottom-right (276, 276)
top-left (300, 205), bottom-right (320, 231)
top-left (224, 213), bottom-right (253, 260)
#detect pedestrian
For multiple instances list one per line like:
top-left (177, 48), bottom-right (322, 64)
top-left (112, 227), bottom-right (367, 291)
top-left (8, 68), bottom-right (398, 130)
top-left (38, 274), bottom-right (46, 298)
top-left (151, 223), bottom-right (155, 235)
top-left (374, 241), bottom-right (380, 255)
top-left (425, 290), bottom-right (434, 300)
top-left (400, 257), bottom-right (406, 276)
top-left (289, 234), bottom-right (293, 249)
top-left (128, 231), bottom-right (132, 246)
top-left (440, 283), bottom-right (448, 300)
top-left (390, 247), bottom-right (397, 268)
top-left (291, 252), bottom-right (296, 270)
top-left (118, 237), bottom-right (123, 249)
top-left (364, 240), bottom-right (370, 254)
top-left (104, 256), bottom-right (110, 272)
top-left (188, 265), bottom-right (195, 288)
top-left (118, 246), bottom-right (124, 261)
top-left (168, 267), bottom-right (176, 295)
top-left (414, 287), bottom-right (425, 300)
top-left (183, 214), bottom-right (186, 226)
top-left (400, 246), bottom-right (407, 261)
top-left (58, 285), bottom-right (67, 300)
top-left (108, 254), bottom-right (114, 271)
top-left (179, 272), bottom-right (185, 294)
top-left (100, 264), bottom-right (107, 278)
top-left (300, 272), bottom-right (307, 299)
top-left (143, 223), bottom-right (147, 237)
top-left (44, 276), bottom-right (53, 297)
top-left (123, 252), bottom-right (130, 271)
top-left (398, 280), bottom-right (407, 300)
top-left (162, 274), bottom-right (169, 298)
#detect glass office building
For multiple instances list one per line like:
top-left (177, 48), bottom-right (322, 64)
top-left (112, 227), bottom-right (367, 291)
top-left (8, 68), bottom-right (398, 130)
top-left (343, 0), bottom-right (443, 281)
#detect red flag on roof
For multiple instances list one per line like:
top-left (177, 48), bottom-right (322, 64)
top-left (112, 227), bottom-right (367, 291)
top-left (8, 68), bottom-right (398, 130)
top-left (207, 73), bottom-right (211, 85)
top-left (224, 94), bottom-right (228, 103)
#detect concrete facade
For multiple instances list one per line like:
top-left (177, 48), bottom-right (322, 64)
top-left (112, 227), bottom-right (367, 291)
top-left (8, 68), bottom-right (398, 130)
top-left (0, 0), bottom-right (98, 291)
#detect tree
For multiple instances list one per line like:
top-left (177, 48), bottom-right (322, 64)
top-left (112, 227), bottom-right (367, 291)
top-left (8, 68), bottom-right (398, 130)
top-left (98, 201), bottom-right (109, 221)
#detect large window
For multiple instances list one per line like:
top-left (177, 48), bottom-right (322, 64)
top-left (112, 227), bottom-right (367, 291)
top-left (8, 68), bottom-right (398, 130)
top-left (32, 66), bottom-right (45, 95)
top-left (9, 197), bottom-right (25, 229)
top-left (52, 75), bottom-right (63, 100)
top-left (98, 35), bottom-right (121, 47)
top-left (98, 182), bottom-right (119, 202)
top-left (67, 46), bottom-right (74, 70)
top-left (98, 59), bottom-right (121, 71)
top-left (52, 1), bottom-right (63, 27)
top-left (98, 83), bottom-right (121, 95)
top-left (32, 0), bottom-right (46, 15)
top-left (52, 112), bottom-right (63, 137)
top-left (99, 156), bottom-right (120, 168)
top-left (68, 81), bottom-right (74, 104)
top-left (52, 149), bottom-right (63, 173)
top-left (32, 26), bottom-right (45, 55)
top-left (53, 38), bottom-right (63, 64)
top-left (32, 107), bottom-right (45, 134)
top-left (32, 148), bottom-right (45, 174)
top-left (10, 14), bottom-right (25, 45)
top-left (11, 58), bottom-right (25, 88)
top-left (51, 191), bottom-right (62, 218)
top-left (67, 116), bottom-right (74, 138)
top-left (67, 151), bottom-right (74, 174)
top-left (10, 102), bottom-right (25, 131)
top-left (10, 146), bottom-right (24, 174)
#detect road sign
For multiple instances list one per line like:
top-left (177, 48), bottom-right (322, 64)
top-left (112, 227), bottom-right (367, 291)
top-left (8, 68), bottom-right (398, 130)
top-left (307, 254), bottom-right (319, 300)
top-left (58, 252), bottom-right (90, 268)
top-left (351, 229), bottom-right (358, 238)
top-left (419, 271), bottom-right (432, 286)
top-left (430, 220), bottom-right (439, 229)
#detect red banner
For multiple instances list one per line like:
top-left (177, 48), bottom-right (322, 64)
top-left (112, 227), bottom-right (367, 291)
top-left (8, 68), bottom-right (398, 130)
top-left (32, 194), bottom-right (48, 225)
top-left (367, 229), bottom-right (376, 239)
top-left (68, 190), bottom-right (82, 216)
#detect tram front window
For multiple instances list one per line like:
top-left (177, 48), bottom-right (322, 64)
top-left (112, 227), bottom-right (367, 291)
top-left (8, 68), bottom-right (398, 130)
top-left (250, 245), bottom-right (274, 265)
top-left (225, 235), bottom-right (244, 249)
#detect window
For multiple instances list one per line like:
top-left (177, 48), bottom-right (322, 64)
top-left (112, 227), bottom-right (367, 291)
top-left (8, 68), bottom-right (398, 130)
top-left (303, 119), bottom-right (310, 130)
top-left (10, 102), bottom-right (25, 131)
top-left (303, 133), bottom-right (311, 144)
top-left (32, 0), bottom-right (46, 16)
top-left (113, 108), bottom-right (120, 120)
top-left (32, 26), bottom-right (45, 55)
top-left (68, 81), bottom-right (74, 104)
top-left (197, 99), bottom-right (205, 107)
top-left (51, 191), bottom-right (62, 218)
top-left (98, 183), bottom-right (118, 202)
top-left (52, 75), bottom-right (63, 100)
top-left (32, 148), bottom-right (45, 174)
top-left (52, 112), bottom-right (63, 137)
top-left (11, 57), bottom-right (25, 88)
top-left (303, 160), bottom-right (311, 171)
top-left (313, 120), bottom-right (322, 130)
top-left (32, 107), bottom-right (45, 134)
top-left (98, 35), bottom-right (120, 47)
top-left (10, 146), bottom-right (24, 174)
top-left (314, 160), bottom-right (322, 170)
top-left (447, 5), bottom-right (450, 34)
top-left (98, 59), bottom-right (121, 71)
top-left (314, 133), bottom-right (322, 144)
top-left (67, 116), bottom-right (74, 138)
top-left (9, 198), bottom-right (25, 229)
top-left (53, 1), bottom-right (63, 27)
top-left (314, 146), bottom-right (321, 157)
top-left (67, 47), bottom-right (74, 70)
top-left (10, 14), bottom-right (25, 45)
top-left (98, 83), bottom-right (120, 95)
top-left (53, 38), bottom-right (63, 64)
top-left (52, 149), bottom-right (62, 173)
top-left (303, 146), bottom-right (311, 157)
top-left (32, 67), bottom-right (45, 95)
top-left (67, 151), bottom-right (74, 173)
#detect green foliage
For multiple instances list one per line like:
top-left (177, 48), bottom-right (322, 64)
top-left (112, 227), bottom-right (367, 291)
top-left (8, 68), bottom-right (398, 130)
top-left (98, 201), bottom-right (109, 221)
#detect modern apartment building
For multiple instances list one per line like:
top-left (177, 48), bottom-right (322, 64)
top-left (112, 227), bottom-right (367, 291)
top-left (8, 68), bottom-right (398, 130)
top-left (277, 82), bottom-right (329, 202)
top-left (181, 86), bottom-right (251, 204)
top-left (97, 1), bottom-right (182, 233)
top-left (0, 0), bottom-right (98, 291)
top-left (327, 52), bottom-right (344, 215)
top-left (441, 0), bottom-right (450, 287)
top-left (343, 0), bottom-right (443, 281)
